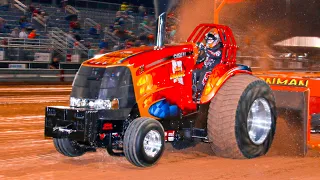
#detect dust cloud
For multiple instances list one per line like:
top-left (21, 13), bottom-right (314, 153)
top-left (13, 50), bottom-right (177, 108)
top-left (175, 0), bottom-right (215, 41)
top-left (173, 0), bottom-right (286, 70)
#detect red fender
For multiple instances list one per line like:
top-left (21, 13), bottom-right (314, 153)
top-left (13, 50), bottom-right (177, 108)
top-left (200, 65), bottom-right (252, 104)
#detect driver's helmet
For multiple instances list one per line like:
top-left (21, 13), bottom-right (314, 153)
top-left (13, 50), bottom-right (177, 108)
top-left (205, 32), bottom-right (220, 48)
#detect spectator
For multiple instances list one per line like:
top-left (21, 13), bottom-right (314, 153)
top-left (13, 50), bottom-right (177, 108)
top-left (28, 30), bottom-right (37, 39)
top-left (127, 4), bottom-right (133, 15)
top-left (75, 21), bottom-right (81, 29)
top-left (138, 4), bottom-right (146, 17)
top-left (134, 39), bottom-right (142, 47)
top-left (73, 32), bottom-right (81, 41)
top-left (19, 16), bottom-right (32, 29)
top-left (113, 42), bottom-right (125, 51)
top-left (139, 34), bottom-right (148, 46)
top-left (141, 16), bottom-right (149, 27)
top-left (32, 8), bottom-right (41, 17)
top-left (19, 28), bottom-right (28, 39)
top-left (28, 4), bottom-right (35, 13)
top-left (10, 27), bottom-right (19, 38)
top-left (114, 29), bottom-right (129, 42)
top-left (96, 24), bottom-right (101, 34)
top-left (1, 38), bottom-right (8, 45)
top-left (61, 0), bottom-right (68, 9)
top-left (125, 40), bottom-right (134, 49)
top-left (99, 39), bottom-right (108, 49)
top-left (147, 34), bottom-right (154, 46)
top-left (19, 16), bottom-right (27, 25)
top-left (113, 22), bottom-right (122, 31)
top-left (70, 20), bottom-right (81, 31)
top-left (69, 21), bottom-right (76, 29)
top-left (84, 41), bottom-right (95, 58)
top-left (120, 2), bottom-right (128, 11)
top-left (0, 17), bottom-right (9, 33)
top-left (0, 0), bottom-right (9, 11)
top-left (88, 48), bottom-right (95, 58)
top-left (107, 25), bottom-right (115, 33)
top-left (114, 11), bottom-right (125, 27)
top-left (49, 57), bottom-right (60, 69)
top-left (84, 41), bottom-right (91, 49)
top-left (169, 25), bottom-right (177, 43)
top-left (88, 26), bottom-right (98, 36)
top-left (65, 14), bottom-right (77, 21)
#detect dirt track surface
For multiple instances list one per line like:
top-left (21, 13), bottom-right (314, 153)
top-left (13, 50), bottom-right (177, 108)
top-left (1, 85), bottom-right (320, 180)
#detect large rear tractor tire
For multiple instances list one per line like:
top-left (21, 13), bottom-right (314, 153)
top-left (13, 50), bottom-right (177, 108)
top-left (207, 74), bottom-right (276, 159)
top-left (124, 117), bottom-right (165, 167)
top-left (53, 138), bottom-right (86, 157)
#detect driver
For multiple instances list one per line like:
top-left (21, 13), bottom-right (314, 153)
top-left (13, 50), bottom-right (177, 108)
top-left (193, 32), bottom-right (223, 101)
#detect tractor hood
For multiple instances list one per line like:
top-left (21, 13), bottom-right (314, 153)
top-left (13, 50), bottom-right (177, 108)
top-left (83, 46), bottom-right (153, 66)
top-left (82, 43), bottom-right (194, 68)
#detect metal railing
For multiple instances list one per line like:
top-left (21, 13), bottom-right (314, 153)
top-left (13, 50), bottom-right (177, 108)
top-left (32, 14), bottom-right (48, 32)
top-left (12, 0), bottom-right (27, 14)
top-left (0, 69), bottom-right (78, 83)
top-left (49, 27), bottom-right (89, 58)
top-left (103, 28), bottom-right (120, 44)
top-left (68, 0), bottom-right (154, 14)
top-left (139, 23), bottom-right (154, 34)
top-left (84, 18), bottom-right (100, 33)
top-left (0, 37), bottom-right (52, 49)
top-left (65, 5), bottom-right (79, 15)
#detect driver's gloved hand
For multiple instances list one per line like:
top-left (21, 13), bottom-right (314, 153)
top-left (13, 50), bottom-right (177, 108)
top-left (196, 42), bottom-right (205, 49)
top-left (196, 56), bottom-right (206, 64)
top-left (192, 84), bottom-right (197, 93)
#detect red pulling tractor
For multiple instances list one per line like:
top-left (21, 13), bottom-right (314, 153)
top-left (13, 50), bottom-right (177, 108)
top-left (44, 11), bottom-right (277, 167)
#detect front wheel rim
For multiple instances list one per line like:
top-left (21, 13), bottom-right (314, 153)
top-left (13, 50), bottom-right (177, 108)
top-left (247, 98), bottom-right (272, 145)
top-left (143, 130), bottom-right (162, 158)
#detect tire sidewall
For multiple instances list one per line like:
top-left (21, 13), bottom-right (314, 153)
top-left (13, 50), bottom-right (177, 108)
top-left (235, 80), bottom-right (277, 158)
top-left (135, 121), bottom-right (165, 166)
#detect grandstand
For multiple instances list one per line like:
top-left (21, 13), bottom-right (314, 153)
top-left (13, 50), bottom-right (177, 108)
top-left (1, 0), bottom-right (261, 66)
top-left (0, 0), bottom-right (318, 78)
top-left (0, 0), bottom-right (152, 66)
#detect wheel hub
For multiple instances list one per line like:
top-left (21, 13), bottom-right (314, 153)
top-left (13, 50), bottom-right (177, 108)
top-left (247, 98), bottom-right (272, 145)
top-left (143, 130), bottom-right (162, 158)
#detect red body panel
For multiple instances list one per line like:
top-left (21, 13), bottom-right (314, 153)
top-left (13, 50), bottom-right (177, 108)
top-left (82, 24), bottom-right (251, 118)
top-left (255, 71), bottom-right (320, 115)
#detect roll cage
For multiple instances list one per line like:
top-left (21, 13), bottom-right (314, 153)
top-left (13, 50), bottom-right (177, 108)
top-left (187, 24), bottom-right (238, 65)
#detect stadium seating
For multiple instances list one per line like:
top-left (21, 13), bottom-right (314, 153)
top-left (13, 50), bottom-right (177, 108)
top-left (0, 1), bottom-right (276, 65)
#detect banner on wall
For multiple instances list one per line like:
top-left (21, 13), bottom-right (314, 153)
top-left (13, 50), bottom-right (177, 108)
top-left (8, 64), bottom-right (27, 69)
top-left (34, 53), bottom-right (51, 62)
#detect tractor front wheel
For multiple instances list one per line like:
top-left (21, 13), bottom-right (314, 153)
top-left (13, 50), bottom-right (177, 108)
top-left (53, 138), bottom-right (86, 157)
top-left (123, 117), bottom-right (165, 167)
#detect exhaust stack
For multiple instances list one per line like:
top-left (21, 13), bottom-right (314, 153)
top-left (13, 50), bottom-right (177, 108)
top-left (155, 12), bottom-right (166, 48)
top-left (153, 0), bottom-right (178, 49)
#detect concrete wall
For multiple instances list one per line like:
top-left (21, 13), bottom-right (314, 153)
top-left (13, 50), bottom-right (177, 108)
top-left (0, 69), bottom-right (77, 83)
